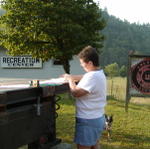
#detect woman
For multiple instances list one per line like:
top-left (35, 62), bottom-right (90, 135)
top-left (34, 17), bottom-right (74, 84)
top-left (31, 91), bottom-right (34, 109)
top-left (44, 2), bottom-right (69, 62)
top-left (63, 46), bottom-right (107, 149)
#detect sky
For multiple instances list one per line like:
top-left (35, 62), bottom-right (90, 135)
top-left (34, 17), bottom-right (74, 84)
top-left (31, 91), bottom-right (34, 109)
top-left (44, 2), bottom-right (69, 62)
top-left (94, 0), bottom-right (150, 24)
top-left (0, 0), bottom-right (150, 24)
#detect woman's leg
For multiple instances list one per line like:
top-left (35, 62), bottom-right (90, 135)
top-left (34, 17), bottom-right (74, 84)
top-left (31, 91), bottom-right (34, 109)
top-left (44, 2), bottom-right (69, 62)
top-left (91, 141), bottom-right (100, 149)
top-left (77, 141), bottom-right (100, 149)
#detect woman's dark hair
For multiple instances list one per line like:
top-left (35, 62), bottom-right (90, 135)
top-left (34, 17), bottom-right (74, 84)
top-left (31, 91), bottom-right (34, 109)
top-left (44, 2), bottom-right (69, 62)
top-left (78, 45), bottom-right (99, 66)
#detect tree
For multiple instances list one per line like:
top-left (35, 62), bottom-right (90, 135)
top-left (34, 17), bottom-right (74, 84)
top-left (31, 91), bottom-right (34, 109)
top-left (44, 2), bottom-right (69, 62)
top-left (101, 10), bottom-right (150, 67)
top-left (119, 65), bottom-right (127, 77)
top-left (104, 62), bottom-right (119, 97)
top-left (104, 63), bottom-right (119, 78)
top-left (0, 0), bottom-right (105, 73)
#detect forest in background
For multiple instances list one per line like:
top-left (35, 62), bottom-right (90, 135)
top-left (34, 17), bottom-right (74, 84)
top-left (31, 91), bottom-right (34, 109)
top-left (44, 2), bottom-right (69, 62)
top-left (101, 9), bottom-right (150, 67)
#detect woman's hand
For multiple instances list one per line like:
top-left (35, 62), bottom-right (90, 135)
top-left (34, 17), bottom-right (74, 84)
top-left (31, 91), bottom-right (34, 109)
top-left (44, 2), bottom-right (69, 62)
top-left (61, 74), bottom-right (83, 82)
top-left (61, 74), bottom-right (73, 82)
top-left (61, 74), bottom-right (88, 98)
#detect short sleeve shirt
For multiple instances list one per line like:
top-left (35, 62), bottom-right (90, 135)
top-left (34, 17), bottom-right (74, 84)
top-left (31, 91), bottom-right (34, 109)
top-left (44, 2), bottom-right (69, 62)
top-left (76, 70), bottom-right (107, 119)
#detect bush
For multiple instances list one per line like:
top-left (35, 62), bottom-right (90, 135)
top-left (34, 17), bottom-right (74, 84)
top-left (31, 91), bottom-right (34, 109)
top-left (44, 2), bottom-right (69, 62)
top-left (104, 63), bottom-right (119, 77)
top-left (119, 65), bottom-right (127, 77)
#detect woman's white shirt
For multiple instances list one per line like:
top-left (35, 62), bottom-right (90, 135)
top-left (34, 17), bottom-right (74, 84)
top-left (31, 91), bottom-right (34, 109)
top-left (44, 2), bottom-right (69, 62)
top-left (76, 70), bottom-right (107, 119)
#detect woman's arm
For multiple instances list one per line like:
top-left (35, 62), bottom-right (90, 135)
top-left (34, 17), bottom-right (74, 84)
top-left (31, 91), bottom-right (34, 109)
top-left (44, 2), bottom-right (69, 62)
top-left (68, 75), bottom-right (83, 82)
top-left (63, 74), bottom-right (88, 98)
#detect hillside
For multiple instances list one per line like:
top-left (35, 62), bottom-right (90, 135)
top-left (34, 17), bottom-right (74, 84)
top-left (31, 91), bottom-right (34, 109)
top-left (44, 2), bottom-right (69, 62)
top-left (101, 10), bottom-right (150, 67)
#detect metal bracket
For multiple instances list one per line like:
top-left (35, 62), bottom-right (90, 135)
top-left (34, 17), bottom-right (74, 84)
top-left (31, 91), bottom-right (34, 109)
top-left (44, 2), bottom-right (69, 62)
top-left (33, 96), bottom-right (42, 116)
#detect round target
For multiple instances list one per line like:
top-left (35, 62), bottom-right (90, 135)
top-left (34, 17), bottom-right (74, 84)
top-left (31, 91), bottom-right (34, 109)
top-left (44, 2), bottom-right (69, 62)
top-left (131, 58), bottom-right (150, 95)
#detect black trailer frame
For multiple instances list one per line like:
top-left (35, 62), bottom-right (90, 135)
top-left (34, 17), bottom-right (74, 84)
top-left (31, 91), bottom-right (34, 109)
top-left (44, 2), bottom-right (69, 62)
top-left (0, 84), bottom-right (69, 149)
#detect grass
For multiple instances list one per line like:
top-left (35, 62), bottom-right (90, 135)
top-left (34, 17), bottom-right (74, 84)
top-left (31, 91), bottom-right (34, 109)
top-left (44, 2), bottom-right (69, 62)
top-left (107, 77), bottom-right (150, 105)
top-left (107, 77), bottom-right (126, 100)
top-left (56, 93), bottom-right (150, 149)
top-left (19, 77), bottom-right (150, 149)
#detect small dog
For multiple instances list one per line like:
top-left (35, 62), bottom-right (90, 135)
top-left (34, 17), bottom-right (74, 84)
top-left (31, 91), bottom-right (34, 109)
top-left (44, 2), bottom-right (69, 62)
top-left (104, 114), bottom-right (113, 140)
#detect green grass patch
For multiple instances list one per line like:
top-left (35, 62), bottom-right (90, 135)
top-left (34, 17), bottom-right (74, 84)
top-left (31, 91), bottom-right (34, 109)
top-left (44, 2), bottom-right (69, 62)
top-left (18, 91), bottom-right (150, 149)
top-left (56, 94), bottom-right (150, 149)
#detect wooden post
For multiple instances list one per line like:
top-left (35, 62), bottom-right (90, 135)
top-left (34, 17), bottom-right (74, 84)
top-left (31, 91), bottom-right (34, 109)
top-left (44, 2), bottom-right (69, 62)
top-left (125, 51), bottom-right (132, 112)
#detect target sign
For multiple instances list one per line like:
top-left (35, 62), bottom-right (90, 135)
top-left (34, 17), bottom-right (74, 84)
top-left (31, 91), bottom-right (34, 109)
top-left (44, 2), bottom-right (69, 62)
top-left (131, 58), bottom-right (150, 95)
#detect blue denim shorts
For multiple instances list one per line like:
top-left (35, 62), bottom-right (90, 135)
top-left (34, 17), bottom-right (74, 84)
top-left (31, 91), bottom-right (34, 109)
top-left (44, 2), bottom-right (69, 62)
top-left (74, 115), bottom-right (105, 146)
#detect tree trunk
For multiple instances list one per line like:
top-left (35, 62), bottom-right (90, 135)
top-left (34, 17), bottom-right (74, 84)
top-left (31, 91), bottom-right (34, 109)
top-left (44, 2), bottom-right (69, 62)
top-left (62, 59), bottom-right (70, 74)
